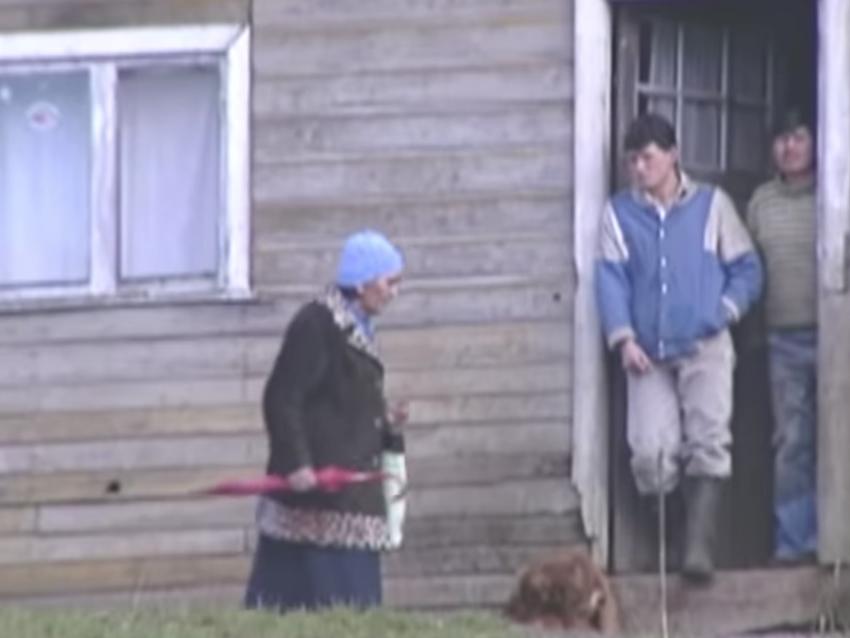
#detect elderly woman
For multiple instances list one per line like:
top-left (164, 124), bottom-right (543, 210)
top-left (244, 230), bottom-right (406, 612)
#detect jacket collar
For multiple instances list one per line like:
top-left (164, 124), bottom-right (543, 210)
top-left (317, 286), bottom-right (382, 365)
top-left (632, 171), bottom-right (699, 210)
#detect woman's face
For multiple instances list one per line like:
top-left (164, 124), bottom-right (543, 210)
top-left (359, 273), bottom-right (402, 315)
top-left (773, 125), bottom-right (814, 179)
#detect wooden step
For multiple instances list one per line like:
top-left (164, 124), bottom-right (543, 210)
top-left (613, 565), bottom-right (848, 636)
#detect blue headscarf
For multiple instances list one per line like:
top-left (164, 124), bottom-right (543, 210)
top-left (335, 230), bottom-right (404, 289)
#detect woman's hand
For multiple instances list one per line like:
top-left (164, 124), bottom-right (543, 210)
top-left (387, 400), bottom-right (410, 428)
top-left (286, 466), bottom-right (318, 492)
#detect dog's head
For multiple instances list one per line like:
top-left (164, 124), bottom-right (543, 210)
top-left (505, 549), bottom-right (615, 633)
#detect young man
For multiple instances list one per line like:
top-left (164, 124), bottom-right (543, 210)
top-left (595, 114), bottom-right (763, 582)
top-left (746, 108), bottom-right (818, 564)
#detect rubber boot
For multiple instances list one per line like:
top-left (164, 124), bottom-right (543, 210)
top-left (681, 476), bottom-right (724, 584)
top-left (664, 490), bottom-right (684, 571)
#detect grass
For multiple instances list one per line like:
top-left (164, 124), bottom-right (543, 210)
top-left (0, 607), bottom-right (538, 638)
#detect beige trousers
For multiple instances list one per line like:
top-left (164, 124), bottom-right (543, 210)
top-left (626, 330), bottom-right (735, 495)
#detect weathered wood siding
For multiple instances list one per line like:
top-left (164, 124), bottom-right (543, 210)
top-left (0, 0), bottom-right (580, 609)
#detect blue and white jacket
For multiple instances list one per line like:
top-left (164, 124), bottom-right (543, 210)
top-left (594, 176), bottom-right (763, 361)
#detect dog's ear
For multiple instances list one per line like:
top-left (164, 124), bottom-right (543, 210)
top-left (583, 560), bottom-right (621, 635)
top-left (588, 588), bottom-right (604, 613)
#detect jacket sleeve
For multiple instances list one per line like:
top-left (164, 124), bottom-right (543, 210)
top-left (262, 306), bottom-right (329, 474)
top-left (594, 202), bottom-right (635, 349)
top-left (714, 189), bottom-right (764, 323)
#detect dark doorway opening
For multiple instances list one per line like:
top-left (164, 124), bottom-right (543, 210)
top-left (608, 0), bottom-right (818, 573)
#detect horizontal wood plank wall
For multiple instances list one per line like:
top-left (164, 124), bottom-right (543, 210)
top-left (0, 0), bottom-right (581, 609)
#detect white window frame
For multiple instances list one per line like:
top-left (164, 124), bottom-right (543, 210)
top-left (0, 24), bottom-right (251, 304)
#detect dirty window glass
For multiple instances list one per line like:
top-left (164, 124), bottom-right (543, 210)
top-left (635, 18), bottom-right (772, 173)
top-left (0, 71), bottom-right (91, 286)
top-left (118, 66), bottom-right (221, 281)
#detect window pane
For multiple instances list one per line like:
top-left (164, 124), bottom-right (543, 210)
top-left (682, 24), bottom-right (722, 93)
top-left (639, 19), bottom-right (677, 88)
top-left (730, 30), bottom-right (768, 101)
top-left (119, 65), bottom-right (220, 280)
top-left (639, 93), bottom-right (676, 124)
top-left (730, 106), bottom-right (768, 171)
top-left (681, 100), bottom-right (721, 168)
top-left (0, 71), bottom-right (91, 286)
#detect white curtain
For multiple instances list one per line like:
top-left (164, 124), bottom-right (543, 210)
top-left (638, 18), bottom-right (770, 173)
top-left (730, 30), bottom-right (769, 171)
top-left (681, 24), bottom-right (722, 167)
top-left (118, 66), bottom-right (220, 280)
top-left (647, 19), bottom-right (677, 89)
top-left (682, 100), bottom-right (721, 167)
top-left (640, 20), bottom-right (677, 125)
top-left (0, 71), bottom-right (91, 286)
top-left (682, 24), bottom-right (721, 92)
top-left (731, 30), bottom-right (767, 101)
top-left (729, 106), bottom-right (766, 171)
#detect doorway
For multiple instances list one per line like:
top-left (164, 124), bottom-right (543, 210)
top-left (606, 0), bottom-right (818, 573)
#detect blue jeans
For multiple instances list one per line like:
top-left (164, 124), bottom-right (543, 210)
top-left (768, 329), bottom-right (817, 560)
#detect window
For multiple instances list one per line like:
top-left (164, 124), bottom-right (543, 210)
top-left (633, 17), bottom-right (774, 173)
top-left (0, 25), bottom-right (250, 302)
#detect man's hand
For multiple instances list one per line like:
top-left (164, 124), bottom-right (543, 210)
top-left (620, 339), bottom-right (652, 374)
top-left (287, 466), bottom-right (318, 492)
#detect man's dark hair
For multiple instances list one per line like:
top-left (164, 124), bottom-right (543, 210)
top-left (624, 113), bottom-right (677, 152)
top-left (771, 105), bottom-right (815, 139)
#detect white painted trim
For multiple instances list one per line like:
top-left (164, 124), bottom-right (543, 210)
top-left (223, 27), bottom-right (252, 297)
top-left (0, 25), bottom-right (242, 63)
top-left (818, 0), bottom-right (850, 293)
top-left (89, 65), bottom-right (118, 296)
top-left (573, 0), bottom-right (612, 567)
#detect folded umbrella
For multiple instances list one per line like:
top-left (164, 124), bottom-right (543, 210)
top-left (203, 466), bottom-right (400, 496)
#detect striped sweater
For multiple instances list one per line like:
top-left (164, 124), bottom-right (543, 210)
top-left (746, 178), bottom-right (817, 329)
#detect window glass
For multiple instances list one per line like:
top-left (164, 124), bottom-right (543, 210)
top-left (0, 71), bottom-right (91, 286)
top-left (118, 65), bottom-right (221, 280)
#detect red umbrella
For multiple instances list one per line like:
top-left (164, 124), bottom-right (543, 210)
top-left (203, 466), bottom-right (396, 496)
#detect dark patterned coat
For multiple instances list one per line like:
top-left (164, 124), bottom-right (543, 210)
top-left (256, 288), bottom-right (403, 549)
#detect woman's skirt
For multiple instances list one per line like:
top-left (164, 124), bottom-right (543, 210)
top-left (243, 534), bottom-right (382, 612)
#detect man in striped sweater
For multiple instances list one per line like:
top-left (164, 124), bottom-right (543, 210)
top-left (746, 108), bottom-right (818, 564)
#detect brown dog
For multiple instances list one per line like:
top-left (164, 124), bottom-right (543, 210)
top-left (505, 548), bottom-right (621, 634)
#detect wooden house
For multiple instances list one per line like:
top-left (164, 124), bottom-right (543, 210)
top-left (0, 0), bottom-right (847, 633)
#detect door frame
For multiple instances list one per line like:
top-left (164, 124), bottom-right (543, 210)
top-left (571, 0), bottom-right (613, 567)
top-left (572, 0), bottom-right (850, 567)
top-left (815, 0), bottom-right (850, 563)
